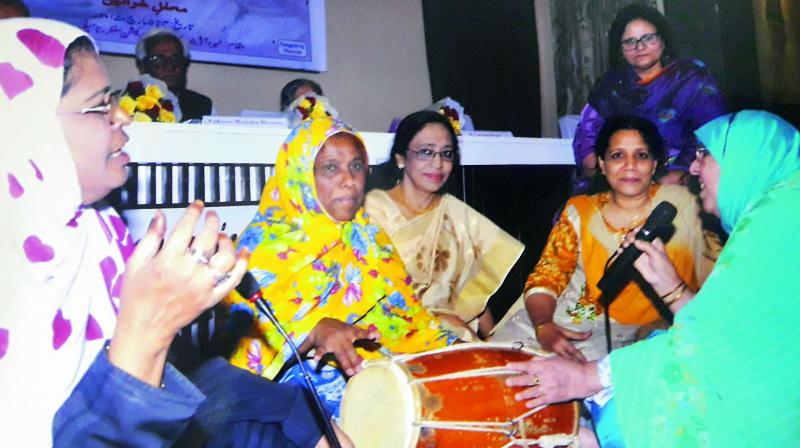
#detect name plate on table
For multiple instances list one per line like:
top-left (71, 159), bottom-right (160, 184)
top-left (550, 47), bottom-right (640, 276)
top-left (462, 130), bottom-right (514, 137)
top-left (201, 116), bottom-right (288, 128)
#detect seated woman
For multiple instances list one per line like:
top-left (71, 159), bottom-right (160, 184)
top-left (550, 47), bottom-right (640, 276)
top-left (506, 110), bottom-right (800, 447)
top-left (492, 115), bottom-right (720, 362)
top-left (225, 100), bottom-right (455, 417)
top-left (573, 4), bottom-right (727, 190)
top-left (364, 110), bottom-right (524, 340)
top-left (0, 18), bottom-right (347, 447)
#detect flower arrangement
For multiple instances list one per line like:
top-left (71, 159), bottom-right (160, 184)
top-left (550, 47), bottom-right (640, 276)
top-left (438, 105), bottom-right (462, 135)
top-left (288, 93), bottom-right (338, 127)
top-left (118, 75), bottom-right (181, 123)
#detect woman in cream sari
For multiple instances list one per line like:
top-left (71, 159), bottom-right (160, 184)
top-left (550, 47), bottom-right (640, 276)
top-left (366, 111), bottom-right (524, 340)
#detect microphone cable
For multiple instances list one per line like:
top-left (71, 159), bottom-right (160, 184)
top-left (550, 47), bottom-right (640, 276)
top-left (238, 274), bottom-right (342, 448)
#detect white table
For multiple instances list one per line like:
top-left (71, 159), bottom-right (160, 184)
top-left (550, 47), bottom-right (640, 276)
top-left (118, 123), bottom-right (574, 240)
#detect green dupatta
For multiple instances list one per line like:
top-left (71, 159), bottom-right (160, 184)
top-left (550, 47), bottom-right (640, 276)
top-left (609, 111), bottom-right (800, 447)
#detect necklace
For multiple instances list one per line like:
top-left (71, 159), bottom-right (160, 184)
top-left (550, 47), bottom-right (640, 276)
top-left (598, 194), bottom-right (652, 242)
top-left (389, 188), bottom-right (439, 217)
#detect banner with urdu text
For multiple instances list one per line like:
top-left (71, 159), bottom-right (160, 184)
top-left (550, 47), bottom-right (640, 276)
top-left (27, 0), bottom-right (327, 71)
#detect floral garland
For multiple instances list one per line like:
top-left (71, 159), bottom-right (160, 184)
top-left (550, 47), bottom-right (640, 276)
top-left (119, 80), bottom-right (177, 123)
top-left (438, 105), bottom-right (462, 135)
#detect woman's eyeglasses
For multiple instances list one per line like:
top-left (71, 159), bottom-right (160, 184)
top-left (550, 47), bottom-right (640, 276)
top-left (695, 112), bottom-right (737, 161)
top-left (621, 32), bottom-right (660, 51)
top-left (408, 148), bottom-right (455, 162)
top-left (57, 93), bottom-right (117, 116)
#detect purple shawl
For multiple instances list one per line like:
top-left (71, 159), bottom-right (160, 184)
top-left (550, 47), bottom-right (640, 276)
top-left (573, 58), bottom-right (728, 172)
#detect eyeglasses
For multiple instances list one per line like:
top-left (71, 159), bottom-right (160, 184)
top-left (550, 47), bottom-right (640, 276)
top-left (57, 93), bottom-right (117, 116)
top-left (408, 148), bottom-right (455, 162)
top-left (621, 32), bottom-right (660, 51)
top-left (145, 54), bottom-right (186, 68)
top-left (695, 146), bottom-right (709, 161)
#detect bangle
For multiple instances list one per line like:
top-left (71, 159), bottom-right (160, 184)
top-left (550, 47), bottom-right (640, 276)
top-left (659, 282), bottom-right (684, 299)
top-left (661, 282), bottom-right (688, 305)
top-left (534, 322), bottom-right (552, 333)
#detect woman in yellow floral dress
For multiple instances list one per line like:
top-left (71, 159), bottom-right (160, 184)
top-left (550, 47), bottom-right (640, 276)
top-left (224, 99), bottom-right (454, 418)
top-left (493, 115), bottom-right (719, 362)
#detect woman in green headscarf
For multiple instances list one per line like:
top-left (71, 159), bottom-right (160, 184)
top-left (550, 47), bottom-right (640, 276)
top-left (503, 110), bottom-right (800, 447)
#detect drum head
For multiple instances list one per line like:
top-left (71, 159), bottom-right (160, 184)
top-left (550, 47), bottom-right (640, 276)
top-left (340, 359), bottom-right (418, 448)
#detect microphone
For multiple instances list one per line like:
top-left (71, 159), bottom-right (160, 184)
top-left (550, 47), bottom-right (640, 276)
top-left (596, 201), bottom-right (677, 355)
top-left (597, 201), bottom-right (677, 297)
top-left (236, 272), bottom-right (342, 448)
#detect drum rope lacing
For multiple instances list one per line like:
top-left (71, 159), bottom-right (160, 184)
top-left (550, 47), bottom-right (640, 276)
top-left (413, 404), bottom-right (545, 433)
top-left (408, 367), bottom-right (524, 384)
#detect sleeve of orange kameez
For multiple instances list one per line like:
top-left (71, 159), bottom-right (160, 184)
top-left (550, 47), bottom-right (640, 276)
top-left (523, 206), bottom-right (579, 299)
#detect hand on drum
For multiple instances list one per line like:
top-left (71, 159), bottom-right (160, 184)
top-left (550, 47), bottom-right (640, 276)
top-left (307, 318), bottom-right (380, 377)
top-left (505, 356), bottom-right (603, 409)
top-left (535, 322), bottom-right (590, 363)
top-left (109, 201), bottom-right (250, 386)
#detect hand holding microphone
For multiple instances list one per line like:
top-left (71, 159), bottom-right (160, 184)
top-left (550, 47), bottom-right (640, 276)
top-left (597, 201), bottom-right (678, 297)
top-left (617, 232), bottom-right (683, 298)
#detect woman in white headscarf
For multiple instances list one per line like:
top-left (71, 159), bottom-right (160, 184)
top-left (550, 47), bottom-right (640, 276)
top-left (0, 18), bottom-right (349, 447)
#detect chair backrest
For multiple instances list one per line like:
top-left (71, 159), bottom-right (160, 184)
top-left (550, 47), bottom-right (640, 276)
top-left (558, 114), bottom-right (581, 140)
top-left (112, 161), bottom-right (272, 242)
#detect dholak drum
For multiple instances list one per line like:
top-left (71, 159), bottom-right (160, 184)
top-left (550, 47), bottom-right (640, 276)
top-left (340, 343), bottom-right (578, 447)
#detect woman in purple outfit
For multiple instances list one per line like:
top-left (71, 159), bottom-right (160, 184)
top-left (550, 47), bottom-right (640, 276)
top-left (573, 4), bottom-right (727, 190)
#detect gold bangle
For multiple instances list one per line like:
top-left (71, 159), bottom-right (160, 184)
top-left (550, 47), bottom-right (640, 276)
top-left (534, 322), bottom-right (552, 333)
top-left (662, 283), bottom-right (688, 305)
top-left (660, 282), bottom-right (684, 299)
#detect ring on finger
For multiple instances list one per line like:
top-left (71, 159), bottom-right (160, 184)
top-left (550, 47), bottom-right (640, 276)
top-left (211, 269), bottom-right (230, 287)
top-left (188, 247), bottom-right (211, 265)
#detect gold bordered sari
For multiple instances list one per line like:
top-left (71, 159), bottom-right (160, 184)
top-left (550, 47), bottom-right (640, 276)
top-left (365, 190), bottom-right (524, 339)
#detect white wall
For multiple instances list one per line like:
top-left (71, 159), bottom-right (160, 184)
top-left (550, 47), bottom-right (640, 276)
top-left (100, 0), bottom-right (433, 132)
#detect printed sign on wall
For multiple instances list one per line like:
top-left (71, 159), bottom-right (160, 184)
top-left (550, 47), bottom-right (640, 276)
top-left (27, 0), bottom-right (327, 71)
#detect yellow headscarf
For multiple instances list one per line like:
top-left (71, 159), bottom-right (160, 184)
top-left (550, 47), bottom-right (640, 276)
top-left (226, 99), bottom-right (452, 379)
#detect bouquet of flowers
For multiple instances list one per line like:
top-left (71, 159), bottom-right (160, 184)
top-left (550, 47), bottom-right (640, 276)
top-left (438, 105), bottom-right (462, 135)
top-left (118, 74), bottom-right (182, 123)
top-left (427, 97), bottom-right (474, 135)
top-left (287, 92), bottom-right (338, 127)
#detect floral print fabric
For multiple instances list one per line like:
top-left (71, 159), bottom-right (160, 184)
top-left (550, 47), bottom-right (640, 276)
top-left (529, 184), bottom-right (717, 325)
top-left (226, 111), bottom-right (452, 380)
top-left (492, 184), bottom-right (719, 361)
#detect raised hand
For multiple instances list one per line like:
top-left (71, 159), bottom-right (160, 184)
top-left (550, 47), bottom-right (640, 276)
top-left (109, 201), bottom-right (249, 385)
top-left (631, 238), bottom-right (682, 297)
